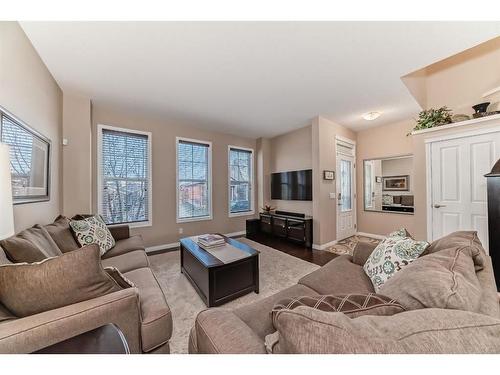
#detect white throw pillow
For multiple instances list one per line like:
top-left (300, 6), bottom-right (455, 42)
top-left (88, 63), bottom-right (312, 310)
top-left (363, 235), bottom-right (429, 291)
top-left (69, 215), bottom-right (115, 256)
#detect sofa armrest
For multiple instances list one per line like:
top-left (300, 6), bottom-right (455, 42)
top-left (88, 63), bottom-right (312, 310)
top-left (0, 288), bottom-right (142, 354)
top-left (352, 241), bottom-right (378, 265)
top-left (108, 225), bottom-right (130, 242)
top-left (271, 306), bottom-right (500, 353)
top-left (192, 309), bottom-right (266, 354)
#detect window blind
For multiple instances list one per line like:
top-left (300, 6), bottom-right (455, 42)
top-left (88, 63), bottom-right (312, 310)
top-left (100, 128), bottom-right (150, 225)
top-left (229, 147), bottom-right (252, 213)
top-left (177, 139), bottom-right (210, 220)
top-left (0, 111), bottom-right (50, 200)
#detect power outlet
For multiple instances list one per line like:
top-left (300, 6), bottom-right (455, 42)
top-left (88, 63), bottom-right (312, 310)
top-left (178, 227), bottom-right (183, 234)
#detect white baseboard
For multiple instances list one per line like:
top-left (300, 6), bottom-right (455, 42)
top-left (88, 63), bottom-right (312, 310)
top-left (356, 232), bottom-right (386, 240)
top-left (145, 230), bottom-right (247, 253)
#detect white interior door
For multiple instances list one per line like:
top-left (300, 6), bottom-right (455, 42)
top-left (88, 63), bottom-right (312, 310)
top-left (336, 141), bottom-right (356, 240)
top-left (430, 131), bottom-right (500, 252)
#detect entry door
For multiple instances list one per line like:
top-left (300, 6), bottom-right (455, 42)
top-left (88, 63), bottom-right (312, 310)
top-left (336, 142), bottom-right (356, 240)
top-left (430, 131), bottom-right (500, 252)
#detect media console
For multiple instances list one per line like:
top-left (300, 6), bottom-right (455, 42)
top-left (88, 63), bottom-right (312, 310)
top-left (249, 210), bottom-right (313, 248)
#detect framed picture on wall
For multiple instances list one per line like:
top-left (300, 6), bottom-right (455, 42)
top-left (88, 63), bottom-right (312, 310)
top-left (323, 170), bottom-right (335, 180)
top-left (383, 175), bottom-right (409, 191)
top-left (0, 107), bottom-right (51, 204)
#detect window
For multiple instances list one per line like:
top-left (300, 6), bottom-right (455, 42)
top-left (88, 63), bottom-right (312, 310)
top-left (97, 125), bottom-right (152, 226)
top-left (228, 146), bottom-right (254, 216)
top-left (176, 138), bottom-right (212, 222)
top-left (0, 108), bottom-right (50, 204)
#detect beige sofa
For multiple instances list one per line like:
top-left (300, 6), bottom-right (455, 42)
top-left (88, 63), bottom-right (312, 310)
top-left (0, 216), bottom-right (172, 354)
top-left (189, 231), bottom-right (500, 354)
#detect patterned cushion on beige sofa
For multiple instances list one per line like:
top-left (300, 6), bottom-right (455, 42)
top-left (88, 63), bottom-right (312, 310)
top-left (267, 293), bottom-right (406, 353)
top-left (271, 294), bottom-right (405, 325)
top-left (70, 215), bottom-right (115, 255)
top-left (363, 235), bottom-right (429, 291)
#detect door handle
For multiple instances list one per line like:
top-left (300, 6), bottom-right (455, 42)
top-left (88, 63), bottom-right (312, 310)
top-left (433, 204), bottom-right (447, 208)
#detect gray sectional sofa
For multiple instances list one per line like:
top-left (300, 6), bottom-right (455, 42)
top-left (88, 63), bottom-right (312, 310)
top-left (0, 215), bottom-right (172, 354)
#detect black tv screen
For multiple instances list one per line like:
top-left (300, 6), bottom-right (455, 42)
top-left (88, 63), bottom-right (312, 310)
top-left (271, 169), bottom-right (312, 201)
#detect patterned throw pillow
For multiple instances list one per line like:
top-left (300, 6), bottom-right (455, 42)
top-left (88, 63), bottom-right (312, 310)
top-left (69, 215), bottom-right (115, 256)
top-left (388, 228), bottom-right (412, 238)
top-left (271, 294), bottom-right (405, 325)
top-left (363, 235), bottom-right (429, 291)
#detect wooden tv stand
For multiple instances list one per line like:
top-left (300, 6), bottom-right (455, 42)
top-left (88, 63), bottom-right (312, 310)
top-left (257, 210), bottom-right (313, 248)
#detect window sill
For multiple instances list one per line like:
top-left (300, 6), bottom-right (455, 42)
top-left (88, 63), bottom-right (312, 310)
top-left (108, 221), bottom-right (152, 229)
top-left (176, 216), bottom-right (213, 224)
top-left (229, 210), bottom-right (255, 218)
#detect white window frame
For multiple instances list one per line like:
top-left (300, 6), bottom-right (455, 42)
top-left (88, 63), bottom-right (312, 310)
top-left (228, 145), bottom-right (255, 218)
top-left (176, 137), bottom-right (213, 223)
top-left (97, 124), bottom-right (153, 228)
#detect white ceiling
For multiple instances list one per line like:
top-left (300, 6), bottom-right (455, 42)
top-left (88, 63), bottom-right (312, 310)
top-left (21, 22), bottom-right (500, 138)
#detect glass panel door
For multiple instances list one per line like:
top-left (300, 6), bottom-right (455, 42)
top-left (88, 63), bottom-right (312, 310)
top-left (340, 159), bottom-right (352, 212)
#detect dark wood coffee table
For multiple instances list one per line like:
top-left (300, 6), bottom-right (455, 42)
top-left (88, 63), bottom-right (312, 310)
top-left (180, 235), bottom-right (259, 307)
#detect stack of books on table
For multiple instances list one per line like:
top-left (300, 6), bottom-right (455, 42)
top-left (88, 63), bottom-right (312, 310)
top-left (197, 234), bottom-right (225, 250)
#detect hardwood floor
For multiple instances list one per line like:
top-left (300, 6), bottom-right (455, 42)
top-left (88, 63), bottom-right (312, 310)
top-left (245, 232), bottom-right (337, 266)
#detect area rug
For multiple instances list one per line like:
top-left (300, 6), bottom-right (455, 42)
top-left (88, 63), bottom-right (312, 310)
top-left (148, 238), bottom-right (319, 354)
top-left (325, 235), bottom-right (380, 256)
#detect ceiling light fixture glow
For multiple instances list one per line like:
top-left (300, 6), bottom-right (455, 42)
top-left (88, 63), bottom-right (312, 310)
top-left (362, 111), bottom-right (382, 121)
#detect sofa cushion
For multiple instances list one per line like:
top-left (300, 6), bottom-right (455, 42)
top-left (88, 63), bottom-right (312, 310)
top-left (102, 235), bottom-right (145, 259)
top-left (70, 215), bottom-right (115, 256)
top-left (379, 233), bottom-right (483, 313)
top-left (123, 267), bottom-right (172, 352)
top-left (194, 309), bottom-right (267, 354)
top-left (0, 247), bottom-right (11, 265)
top-left (271, 294), bottom-right (405, 326)
top-left (269, 306), bottom-right (500, 353)
top-left (0, 303), bottom-right (15, 323)
top-left (352, 241), bottom-right (378, 266)
top-left (363, 235), bottom-right (429, 291)
top-left (233, 284), bottom-right (319, 339)
top-left (0, 225), bottom-right (62, 263)
top-left (298, 255), bottom-right (374, 295)
top-left (0, 244), bottom-right (123, 317)
top-left (44, 215), bottom-right (80, 253)
top-left (101, 250), bottom-right (149, 273)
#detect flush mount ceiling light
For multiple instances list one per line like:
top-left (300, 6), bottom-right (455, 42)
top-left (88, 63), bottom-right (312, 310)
top-left (362, 111), bottom-right (382, 121)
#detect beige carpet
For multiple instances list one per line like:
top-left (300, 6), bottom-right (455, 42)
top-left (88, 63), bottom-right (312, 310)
top-left (325, 235), bottom-right (380, 256)
top-left (148, 238), bottom-right (319, 354)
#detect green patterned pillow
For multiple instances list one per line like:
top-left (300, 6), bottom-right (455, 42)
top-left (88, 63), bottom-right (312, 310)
top-left (69, 215), bottom-right (115, 256)
top-left (363, 235), bottom-right (429, 291)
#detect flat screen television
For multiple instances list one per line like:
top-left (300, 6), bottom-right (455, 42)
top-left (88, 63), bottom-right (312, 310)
top-left (271, 169), bottom-right (312, 201)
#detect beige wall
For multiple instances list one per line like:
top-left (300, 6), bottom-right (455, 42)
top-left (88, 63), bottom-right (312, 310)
top-left (256, 137), bottom-right (271, 211)
top-left (356, 119), bottom-right (419, 238)
top-left (0, 22), bottom-right (62, 232)
top-left (425, 37), bottom-right (500, 114)
top-left (312, 116), bottom-right (356, 246)
top-left (90, 104), bottom-right (257, 248)
top-left (269, 125), bottom-right (313, 215)
top-left (62, 93), bottom-right (92, 217)
top-left (403, 37), bottom-right (500, 113)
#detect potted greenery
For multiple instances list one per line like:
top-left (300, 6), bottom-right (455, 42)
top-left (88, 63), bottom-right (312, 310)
top-left (408, 106), bottom-right (453, 135)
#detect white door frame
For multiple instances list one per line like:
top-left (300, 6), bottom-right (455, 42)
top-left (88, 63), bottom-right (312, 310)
top-left (425, 125), bottom-right (500, 241)
top-left (335, 135), bottom-right (357, 240)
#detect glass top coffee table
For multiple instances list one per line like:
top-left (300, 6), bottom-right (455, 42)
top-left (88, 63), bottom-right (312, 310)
top-left (180, 235), bottom-right (259, 307)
